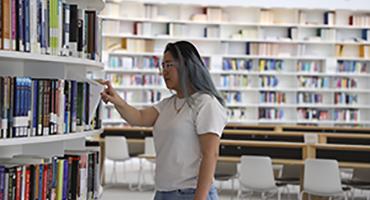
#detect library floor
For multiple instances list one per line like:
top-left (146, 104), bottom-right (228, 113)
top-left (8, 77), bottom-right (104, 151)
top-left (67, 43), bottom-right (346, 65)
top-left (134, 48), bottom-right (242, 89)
top-left (101, 158), bottom-right (370, 200)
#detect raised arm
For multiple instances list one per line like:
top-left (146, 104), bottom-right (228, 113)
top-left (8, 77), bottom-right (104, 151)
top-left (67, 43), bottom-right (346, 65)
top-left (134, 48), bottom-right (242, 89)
top-left (100, 80), bottom-right (159, 127)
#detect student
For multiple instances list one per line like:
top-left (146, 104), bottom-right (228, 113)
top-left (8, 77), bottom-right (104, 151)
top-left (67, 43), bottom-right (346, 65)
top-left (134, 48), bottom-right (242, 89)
top-left (101, 41), bottom-right (227, 200)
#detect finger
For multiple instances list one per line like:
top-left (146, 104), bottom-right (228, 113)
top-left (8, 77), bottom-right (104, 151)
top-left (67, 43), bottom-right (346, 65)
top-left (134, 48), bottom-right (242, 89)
top-left (101, 80), bottom-right (113, 90)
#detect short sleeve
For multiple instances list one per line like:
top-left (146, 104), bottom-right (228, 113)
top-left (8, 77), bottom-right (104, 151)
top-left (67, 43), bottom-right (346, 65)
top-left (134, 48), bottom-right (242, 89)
top-left (195, 97), bottom-right (227, 137)
top-left (153, 96), bottom-right (172, 113)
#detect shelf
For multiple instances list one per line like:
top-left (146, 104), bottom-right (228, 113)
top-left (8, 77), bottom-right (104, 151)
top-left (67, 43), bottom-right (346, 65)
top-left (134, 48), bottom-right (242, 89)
top-left (0, 129), bottom-right (103, 146)
top-left (103, 119), bottom-right (126, 124)
top-left (223, 54), bottom-right (327, 60)
top-left (258, 119), bottom-right (297, 124)
top-left (0, 50), bottom-right (104, 69)
top-left (67, 0), bottom-right (105, 12)
top-left (296, 72), bottom-right (370, 78)
top-left (258, 103), bottom-right (297, 108)
top-left (105, 68), bottom-right (160, 73)
top-left (100, 16), bottom-right (370, 30)
top-left (114, 85), bottom-right (167, 90)
top-left (337, 57), bottom-right (370, 62)
top-left (107, 50), bottom-right (212, 58)
top-left (102, 33), bottom-right (370, 45)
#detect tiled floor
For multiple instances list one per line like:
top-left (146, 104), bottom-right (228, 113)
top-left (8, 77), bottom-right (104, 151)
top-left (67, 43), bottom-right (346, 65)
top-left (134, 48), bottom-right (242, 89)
top-left (100, 158), bottom-right (370, 200)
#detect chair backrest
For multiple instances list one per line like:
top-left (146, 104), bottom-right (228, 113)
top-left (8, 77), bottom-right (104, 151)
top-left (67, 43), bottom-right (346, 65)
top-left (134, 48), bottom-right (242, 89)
top-left (105, 136), bottom-right (130, 161)
top-left (144, 137), bottom-right (156, 156)
top-left (352, 168), bottom-right (370, 182)
top-left (304, 159), bottom-right (343, 194)
top-left (239, 156), bottom-right (276, 190)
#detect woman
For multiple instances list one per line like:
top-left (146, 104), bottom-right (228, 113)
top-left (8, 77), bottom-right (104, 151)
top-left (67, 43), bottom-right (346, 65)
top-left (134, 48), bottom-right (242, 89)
top-left (101, 41), bottom-right (227, 200)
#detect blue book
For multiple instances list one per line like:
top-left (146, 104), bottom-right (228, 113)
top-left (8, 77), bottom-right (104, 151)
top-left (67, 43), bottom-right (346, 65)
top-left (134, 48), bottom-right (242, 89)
top-left (63, 159), bottom-right (69, 200)
top-left (39, 164), bottom-right (44, 200)
top-left (0, 166), bottom-right (4, 199)
top-left (245, 42), bottom-right (250, 54)
top-left (24, 0), bottom-right (31, 52)
top-left (32, 80), bottom-right (38, 136)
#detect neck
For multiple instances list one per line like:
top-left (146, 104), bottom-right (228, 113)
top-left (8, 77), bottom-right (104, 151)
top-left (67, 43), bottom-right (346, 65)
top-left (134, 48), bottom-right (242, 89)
top-left (175, 87), bottom-right (195, 99)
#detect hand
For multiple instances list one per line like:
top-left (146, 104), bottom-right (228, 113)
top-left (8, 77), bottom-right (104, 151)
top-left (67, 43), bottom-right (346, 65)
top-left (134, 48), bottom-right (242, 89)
top-left (100, 80), bottom-right (122, 105)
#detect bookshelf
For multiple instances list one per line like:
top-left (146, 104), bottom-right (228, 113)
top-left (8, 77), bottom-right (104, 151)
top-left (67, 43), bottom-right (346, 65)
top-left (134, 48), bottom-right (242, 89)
top-left (100, 0), bottom-right (370, 127)
top-left (0, 0), bottom-right (105, 199)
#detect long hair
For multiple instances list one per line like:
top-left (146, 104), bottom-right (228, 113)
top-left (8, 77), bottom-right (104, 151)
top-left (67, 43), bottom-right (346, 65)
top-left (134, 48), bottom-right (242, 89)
top-left (164, 41), bottom-right (225, 106)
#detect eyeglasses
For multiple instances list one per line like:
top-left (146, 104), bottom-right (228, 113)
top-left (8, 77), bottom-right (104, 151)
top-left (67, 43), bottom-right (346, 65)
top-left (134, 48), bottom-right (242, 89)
top-left (159, 62), bottom-right (177, 73)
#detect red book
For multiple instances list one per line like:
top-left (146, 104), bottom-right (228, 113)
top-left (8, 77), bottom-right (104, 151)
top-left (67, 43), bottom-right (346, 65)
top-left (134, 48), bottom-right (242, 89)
top-left (15, 167), bottom-right (22, 200)
top-left (25, 166), bottom-right (31, 200)
top-left (42, 165), bottom-right (48, 200)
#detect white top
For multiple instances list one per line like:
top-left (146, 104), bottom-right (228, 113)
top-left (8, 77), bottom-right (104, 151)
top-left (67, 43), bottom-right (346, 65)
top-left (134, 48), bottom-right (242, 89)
top-left (153, 92), bottom-right (227, 191)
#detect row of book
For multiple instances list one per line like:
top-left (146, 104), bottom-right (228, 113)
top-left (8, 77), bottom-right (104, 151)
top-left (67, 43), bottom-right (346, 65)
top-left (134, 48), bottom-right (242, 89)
top-left (219, 75), bottom-right (248, 87)
top-left (0, 77), bottom-right (101, 139)
top-left (117, 90), bottom-right (164, 105)
top-left (297, 76), bottom-right (330, 88)
top-left (204, 26), bottom-right (220, 38)
top-left (297, 108), bottom-right (330, 120)
top-left (334, 93), bottom-right (358, 104)
top-left (359, 45), bottom-right (370, 58)
top-left (226, 108), bottom-right (247, 121)
top-left (0, 0), bottom-right (100, 60)
top-left (349, 15), bottom-right (370, 27)
top-left (133, 22), bottom-right (153, 36)
top-left (104, 107), bottom-right (121, 121)
top-left (334, 109), bottom-right (359, 121)
top-left (319, 29), bottom-right (336, 41)
top-left (259, 75), bottom-right (279, 87)
top-left (258, 59), bottom-right (283, 71)
top-left (108, 56), bottom-right (160, 69)
top-left (337, 61), bottom-right (367, 73)
top-left (106, 74), bottom-right (164, 87)
top-left (246, 43), bottom-right (279, 56)
top-left (222, 59), bottom-right (253, 71)
top-left (258, 108), bottom-right (284, 120)
top-left (222, 91), bottom-right (242, 104)
top-left (259, 92), bottom-right (286, 104)
top-left (297, 92), bottom-right (323, 104)
top-left (335, 78), bottom-right (357, 88)
top-left (0, 151), bottom-right (100, 200)
top-left (297, 61), bottom-right (323, 73)
top-left (121, 38), bottom-right (155, 53)
top-left (361, 29), bottom-right (370, 41)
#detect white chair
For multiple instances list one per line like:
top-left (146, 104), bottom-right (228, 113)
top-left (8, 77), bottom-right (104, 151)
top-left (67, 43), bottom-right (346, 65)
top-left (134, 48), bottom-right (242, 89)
top-left (104, 136), bottom-right (135, 190)
top-left (300, 159), bottom-right (349, 200)
top-left (137, 137), bottom-right (156, 191)
top-left (237, 156), bottom-right (284, 200)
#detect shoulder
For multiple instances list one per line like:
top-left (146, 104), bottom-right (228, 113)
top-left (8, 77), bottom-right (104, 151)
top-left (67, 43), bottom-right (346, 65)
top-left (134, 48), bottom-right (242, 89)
top-left (193, 92), bottom-right (224, 111)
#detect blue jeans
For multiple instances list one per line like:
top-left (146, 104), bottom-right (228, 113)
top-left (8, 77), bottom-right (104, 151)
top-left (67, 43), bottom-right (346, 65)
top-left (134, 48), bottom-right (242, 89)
top-left (154, 185), bottom-right (218, 200)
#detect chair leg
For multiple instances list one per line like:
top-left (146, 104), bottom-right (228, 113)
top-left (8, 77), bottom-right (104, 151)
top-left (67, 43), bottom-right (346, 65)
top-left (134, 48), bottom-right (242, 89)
top-left (231, 179), bottom-right (235, 200)
top-left (137, 159), bottom-right (143, 191)
top-left (277, 189), bottom-right (281, 200)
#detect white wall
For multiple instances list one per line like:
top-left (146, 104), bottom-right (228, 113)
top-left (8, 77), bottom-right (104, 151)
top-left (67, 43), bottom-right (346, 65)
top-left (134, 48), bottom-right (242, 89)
top-left (115, 0), bottom-right (370, 11)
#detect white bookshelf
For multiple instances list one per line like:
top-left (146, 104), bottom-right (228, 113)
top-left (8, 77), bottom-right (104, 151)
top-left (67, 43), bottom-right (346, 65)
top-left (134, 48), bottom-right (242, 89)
top-left (0, 129), bottom-right (102, 147)
top-left (101, 0), bottom-right (370, 127)
top-left (0, 50), bottom-right (104, 69)
top-left (0, 0), bottom-right (105, 153)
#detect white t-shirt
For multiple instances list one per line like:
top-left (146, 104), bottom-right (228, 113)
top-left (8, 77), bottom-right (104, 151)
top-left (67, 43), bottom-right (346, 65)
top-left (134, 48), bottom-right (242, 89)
top-left (153, 92), bottom-right (227, 191)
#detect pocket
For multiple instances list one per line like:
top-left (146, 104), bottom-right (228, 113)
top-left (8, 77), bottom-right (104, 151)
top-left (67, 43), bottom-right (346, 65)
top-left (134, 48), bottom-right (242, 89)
top-left (176, 188), bottom-right (196, 196)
